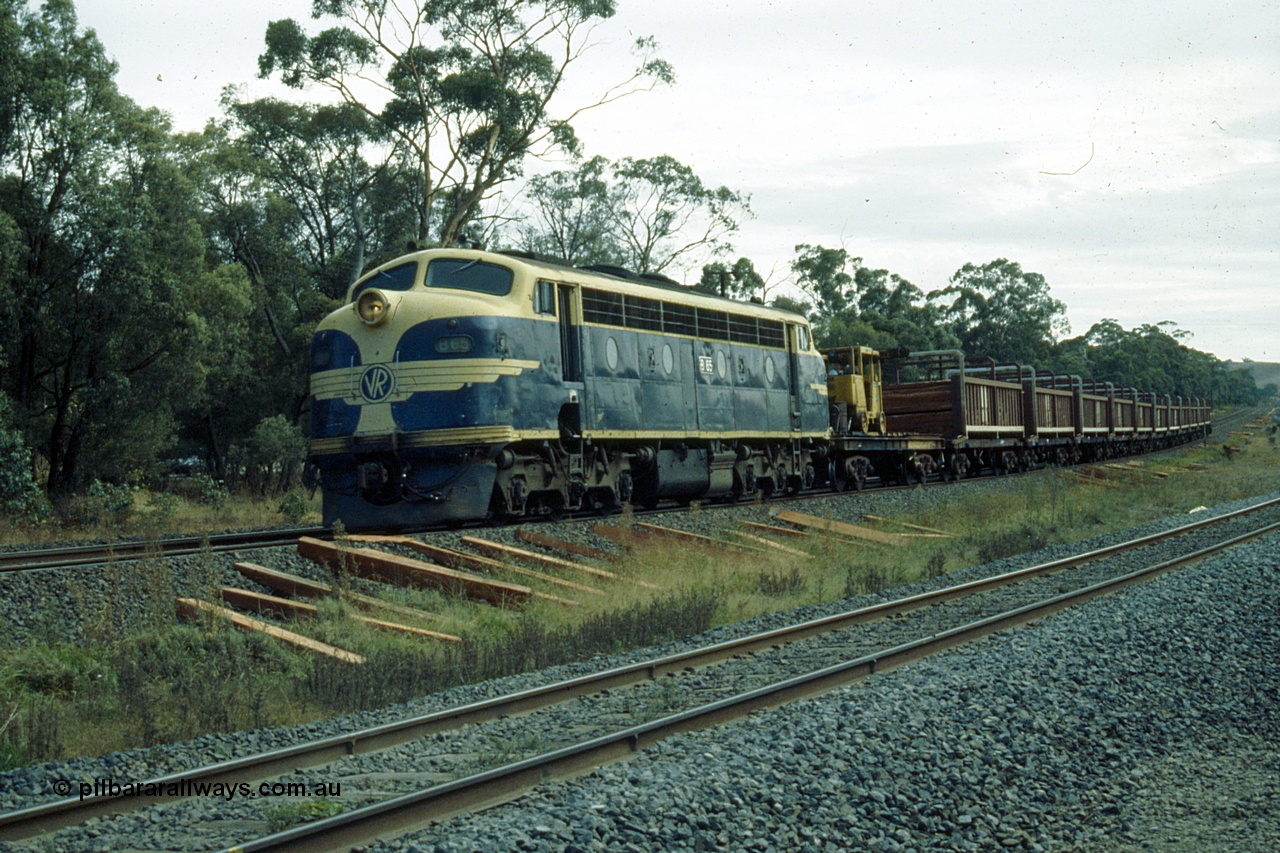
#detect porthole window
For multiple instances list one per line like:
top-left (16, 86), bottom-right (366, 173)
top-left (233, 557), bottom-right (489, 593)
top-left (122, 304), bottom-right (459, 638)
top-left (662, 343), bottom-right (675, 375)
top-left (605, 337), bottom-right (619, 371)
top-left (765, 356), bottom-right (776, 383)
top-left (715, 350), bottom-right (727, 380)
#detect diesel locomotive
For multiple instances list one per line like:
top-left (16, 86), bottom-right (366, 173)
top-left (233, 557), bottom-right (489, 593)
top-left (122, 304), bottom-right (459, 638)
top-left (306, 248), bottom-right (1211, 529)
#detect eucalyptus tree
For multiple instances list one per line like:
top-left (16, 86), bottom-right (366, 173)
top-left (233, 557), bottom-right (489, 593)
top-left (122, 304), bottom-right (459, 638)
top-left (852, 266), bottom-right (957, 352)
top-left (0, 0), bottom-right (229, 492)
top-left (519, 153), bottom-right (750, 276)
top-left (0, 0), bottom-right (21, 161)
top-left (1064, 319), bottom-right (1258, 402)
top-left (791, 244), bottom-right (858, 319)
top-left (697, 257), bottom-right (766, 300)
top-left (519, 153), bottom-right (613, 264)
top-left (603, 155), bottom-right (749, 275)
top-left (1, 0), bottom-right (123, 415)
top-left (257, 0), bottom-right (673, 247)
top-left (179, 117), bottom-right (334, 474)
top-left (928, 259), bottom-right (1068, 365)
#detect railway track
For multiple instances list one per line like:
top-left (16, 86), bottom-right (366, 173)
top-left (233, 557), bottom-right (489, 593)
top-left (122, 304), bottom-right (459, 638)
top-left (4, 494), bottom-right (1278, 850)
top-left (0, 526), bottom-right (328, 575)
top-left (1, 407), bottom-right (1258, 578)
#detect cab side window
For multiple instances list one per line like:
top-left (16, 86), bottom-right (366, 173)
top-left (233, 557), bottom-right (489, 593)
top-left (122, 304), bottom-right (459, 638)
top-left (535, 280), bottom-right (557, 315)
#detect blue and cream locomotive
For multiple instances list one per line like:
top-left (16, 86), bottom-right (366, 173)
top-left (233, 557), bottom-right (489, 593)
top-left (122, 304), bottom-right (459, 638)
top-left (308, 249), bottom-right (832, 528)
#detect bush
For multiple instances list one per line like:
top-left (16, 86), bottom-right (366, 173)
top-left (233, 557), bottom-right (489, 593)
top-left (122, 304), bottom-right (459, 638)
top-left (146, 492), bottom-right (180, 523)
top-left (190, 473), bottom-right (228, 508)
top-left (278, 491), bottom-right (309, 524)
top-left (63, 480), bottom-right (137, 528)
top-left (244, 416), bottom-right (307, 497)
top-left (0, 395), bottom-right (46, 523)
top-left (973, 524), bottom-right (1048, 564)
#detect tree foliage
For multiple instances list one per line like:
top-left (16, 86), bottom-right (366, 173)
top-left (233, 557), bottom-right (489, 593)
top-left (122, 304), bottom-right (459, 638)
top-left (788, 245), bottom-right (957, 353)
top-left (1050, 320), bottom-right (1261, 404)
top-left (0, 392), bottom-right (44, 519)
top-left (257, 0), bottom-right (673, 247)
top-left (0, 0), bottom-right (218, 493)
top-left (792, 244), bottom-right (856, 318)
top-left (696, 257), bottom-right (766, 300)
top-left (520, 154), bottom-right (749, 275)
top-left (928, 259), bottom-right (1069, 365)
top-left (604, 155), bottom-right (748, 274)
top-left (519, 154), bottom-right (614, 264)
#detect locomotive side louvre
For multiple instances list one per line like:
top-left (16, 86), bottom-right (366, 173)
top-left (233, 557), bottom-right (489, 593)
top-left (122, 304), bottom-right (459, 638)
top-left (571, 284), bottom-right (829, 440)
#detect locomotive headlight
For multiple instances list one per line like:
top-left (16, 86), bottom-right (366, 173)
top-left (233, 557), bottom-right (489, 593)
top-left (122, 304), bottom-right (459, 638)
top-left (356, 289), bottom-right (390, 326)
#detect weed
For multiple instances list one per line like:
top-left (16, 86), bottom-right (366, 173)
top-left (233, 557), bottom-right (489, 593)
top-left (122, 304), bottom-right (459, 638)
top-left (0, 697), bottom-right (62, 772)
top-left (473, 731), bottom-right (547, 770)
top-left (278, 492), bottom-right (309, 524)
top-left (145, 492), bottom-right (180, 524)
top-left (843, 564), bottom-right (893, 597)
top-left (972, 524), bottom-right (1049, 564)
top-left (3, 422), bottom-right (1277, 769)
top-left (755, 566), bottom-right (806, 596)
top-left (263, 800), bottom-right (343, 834)
top-left (641, 677), bottom-right (684, 717)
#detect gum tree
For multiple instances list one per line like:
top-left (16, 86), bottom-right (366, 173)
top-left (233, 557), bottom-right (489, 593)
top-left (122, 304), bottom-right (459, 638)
top-left (257, 0), bottom-right (673, 247)
top-left (0, 0), bottom-right (225, 492)
top-left (929, 259), bottom-right (1069, 365)
top-left (520, 153), bottom-right (751, 276)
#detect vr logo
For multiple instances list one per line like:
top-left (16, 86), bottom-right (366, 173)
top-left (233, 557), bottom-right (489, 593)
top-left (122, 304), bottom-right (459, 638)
top-left (360, 364), bottom-right (396, 402)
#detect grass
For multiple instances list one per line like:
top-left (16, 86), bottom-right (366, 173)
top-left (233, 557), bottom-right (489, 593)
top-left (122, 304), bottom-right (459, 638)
top-left (0, 486), bottom-right (323, 547)
top-left (2, 411), bottom-right (1277, 770)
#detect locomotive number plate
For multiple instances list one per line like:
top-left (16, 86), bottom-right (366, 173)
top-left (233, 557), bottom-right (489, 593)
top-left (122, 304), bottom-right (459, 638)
top-left (698, 355), bottom-right (715, 376)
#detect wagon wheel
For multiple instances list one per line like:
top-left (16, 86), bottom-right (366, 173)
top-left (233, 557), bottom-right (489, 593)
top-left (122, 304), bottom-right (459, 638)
top-left (850, 457), bottom-right (871, 491)
top-left (829, 459), bottom-right (844, 492)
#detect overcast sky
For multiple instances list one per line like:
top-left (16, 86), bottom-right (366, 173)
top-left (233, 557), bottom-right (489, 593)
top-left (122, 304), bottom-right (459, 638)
top-left (75, 0), bottom-right (1278, 361)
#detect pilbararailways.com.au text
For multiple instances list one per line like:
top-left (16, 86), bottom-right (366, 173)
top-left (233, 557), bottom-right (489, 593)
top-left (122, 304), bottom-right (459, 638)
top-left (53, 777), bottom-right (341, 802)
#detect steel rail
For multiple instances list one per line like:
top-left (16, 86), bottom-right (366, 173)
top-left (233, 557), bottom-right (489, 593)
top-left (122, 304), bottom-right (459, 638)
top-left (224, 516), bottom-right (1280, 853)
top-left (4, 495), bottom-right (1276, 843)
top-left (0, 527), bottom-right (329, 574)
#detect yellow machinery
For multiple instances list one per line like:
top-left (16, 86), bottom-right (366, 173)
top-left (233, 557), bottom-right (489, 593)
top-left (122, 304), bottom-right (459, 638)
top-left (823, 345), bottom-right (888, 435)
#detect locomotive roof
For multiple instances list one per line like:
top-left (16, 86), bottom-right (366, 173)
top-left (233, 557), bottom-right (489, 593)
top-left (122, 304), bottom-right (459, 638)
top-left (364, 248), bottom-right (810, 326)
